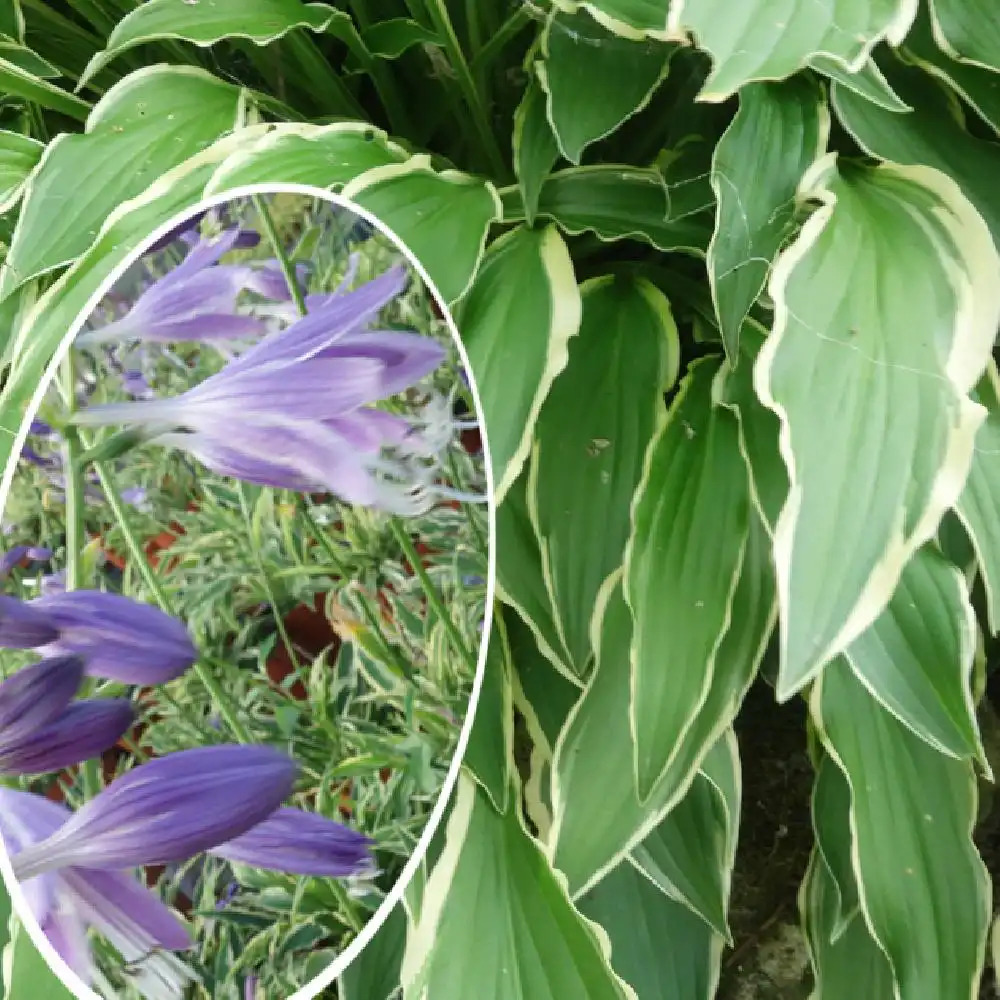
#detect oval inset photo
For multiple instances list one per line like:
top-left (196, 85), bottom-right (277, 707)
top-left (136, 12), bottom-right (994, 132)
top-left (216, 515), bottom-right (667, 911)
top-left (0, 188), bottom-right (493, 1000)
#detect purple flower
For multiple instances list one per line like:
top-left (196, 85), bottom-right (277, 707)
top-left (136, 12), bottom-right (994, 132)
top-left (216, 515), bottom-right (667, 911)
top-left (0, 590), bottom-right (197, 685)
top-left (10, 744), bottom-right (297, 880)
top-left (72, 268), bottom-right (457, 514)
top-left (77, 228), bottom-right (293, 346)
top-left (245, 974), bottom-right (259, 1000)
top-left (0, 654), bottom-right (84, 741)
top-left (0, 544), bottom-right (52, 578)
top-left (210, 807), bottom-right (374, 878)
top-left (0, 789), bottom-right (196, 997)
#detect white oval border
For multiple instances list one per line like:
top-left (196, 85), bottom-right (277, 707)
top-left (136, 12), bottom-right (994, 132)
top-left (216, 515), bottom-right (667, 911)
top-left (0, 182), bottom-right (497, 1000)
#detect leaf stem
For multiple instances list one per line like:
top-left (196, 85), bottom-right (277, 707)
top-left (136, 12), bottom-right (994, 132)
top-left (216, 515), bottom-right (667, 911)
top-left (253, 194), bottom-right (307, 316)
top-left (58, 352), bottom-right (86, 592)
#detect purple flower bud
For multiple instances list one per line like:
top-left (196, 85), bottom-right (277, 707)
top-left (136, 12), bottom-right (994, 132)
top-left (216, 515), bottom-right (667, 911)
top-left (0, 544), bottom-right (52, 578)
top-left (11, 744), bottom-right (297, 879)
top-left (245, 974), bottom-right (260, 1000)
top-left (0, 699), bottom-right (134, 775)
top-left (26, 590), bottom-right (197, 685)
top-left (209, 807), bottom-right (375, 878)
top-left (0, 654), bottom-right (84, 743)
top-left (0, 594), bottom-right (60, 647)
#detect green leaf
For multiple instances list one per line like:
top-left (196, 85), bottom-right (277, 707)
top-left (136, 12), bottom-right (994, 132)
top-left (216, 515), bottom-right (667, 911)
top-left (577, 858), bottom-right (722, 999)
top-left (927, 0), bottom-right (1000, 72)
top-left (529, 275), bottom-right (678, 676)
top-left (496, 473), bottom-right (576, 681)
top-left (362, 18), bottom-right (441, 58)
top-left (669, 0), bottom-right (917, 101)
top-left (809, 53), bottom-right (911, 112)
top-left (902, 5), bottom-right (1000, 134)
top-left (956, 361), bottom-right (1000, 633)
top-left (79, 0), bottom-right (347, 86)
top-left (501, 164), bottom-right (713, 253)
top-left (708, 76), bottom-right (827, 355)
top-left (625, 357), bottom-right (749, 798)
top-left (3, 916), bottom-right (78, 1000)
top-left (0, 40), bottom-right (58, 79)
top-left (844, 544), bottom-right (982, 760)
top-left (342, 157), bottom-right (501, 304)
top-left (832, 56), bottom-right (1000, 247)
top-left (338, 900), bottom-right (407, 1000)
top-left (400, 775), bottom-right (632, 1000)
top-left (755, 155), bottom-right (1000, 700)
top-left (538, 8), bottom-right (673, 163)
top-left (813, 660), bottom-right (991, 1000)
top-left (630, 733), bottom-right (739, 939)
top-left (459, 225), bottom-right (581, 503)
top-left (550, 0), bottom-right (671, 39)
top-left (0, 129), bottom-right (40, 213)
top-left (462, 618), bottom-right (513, 812)
top-left (513, 78), bottom-right (561, 227)
top-left (0, 66), bottom-right (245, 301)
top-left (810, 755), bottom-right (859, 939)
top-left (0, 126), bottom-right (265, 473)
top-left (800, 852), bottom-right (895, 999)
top-left (205, 122), bottom-right (409, 192)
top-left (0, 52), bottom-right (89, 120)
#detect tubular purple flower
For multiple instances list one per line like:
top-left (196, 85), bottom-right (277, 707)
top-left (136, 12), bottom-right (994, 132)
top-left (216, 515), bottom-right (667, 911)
top-left (0, 594), bottom-right (60, 647)
top-left (10, 744), bottom-right (297, 880)
top-left (0, 789), bottom-right (195, 999)
top-left (22, 590), bottom-right (197, 684)
top-left (0, 654), bottom-right (84, 743)
top-left (77, 228), bottom-right (292, 346)
top-left (209, 807), bottom-right (375, 878)
top-left (0, 699), bottom-right (134, 775)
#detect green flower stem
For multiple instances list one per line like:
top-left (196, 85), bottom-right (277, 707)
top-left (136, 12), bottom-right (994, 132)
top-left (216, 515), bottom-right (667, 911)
top-left (471, 5), bottom-right (533, 75)
top-left (253, 194), bottom-right (308, 316)
top-left (58, 352), bottom-right (86, 593)
top-left (388, 516), bottom-right (475, 670)
top-left (88, 453), bottom-right (253, 744)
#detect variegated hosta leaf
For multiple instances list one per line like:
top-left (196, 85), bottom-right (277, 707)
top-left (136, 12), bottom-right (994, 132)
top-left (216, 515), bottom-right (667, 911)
top-left (79, 0), bottom-right (356, 86)
top-left (630, 732), bottom-right (740, 940)
top-left (513, 79), bottom-right (561, 228)
top-left (462, 619), bottom-right (513, 813)
top-left (400, 775), bottom-right (634, 1000)
top-left (902, 5), bottom-right (1000, 134)
top-left (625, 357), bottom-right (749, 798)
top-left (338, 901), bottom-right (407, 1000)
top-left (928, 0), bottom-right (1000, 72)
top-left (754, 155), bottom-right (1000, 700)
top-left (708, 76), bottom-right (828, 355)
top-left (495, 474), bottom-right (577, 681)
top-left (831, 57), bottom-right (1000, 246)
top-left (577, 858), bottom-right (723, 1000)
top-left (667, 0), bottom-right (917, 101)
top-left (844, 544), bottom-right (982, 760)
top-left (458, 225), bottom-right (582, 503)
top-left (538, 8), bottom-right (673, 164)
top-left (500, 164), bottom-right (714, 254)
top-left (0, 67), bottom-right (246, 302)
top-left (813, 660), bottom-right (991, 1000)
top-left (809, 54), bottom-right (910, 113)
top-left (800, 852), bottom-right (895, 999)
top-left (205, 123), bottom-right (409, 191)
top-left (341, 159), bottom-right (501, 303)
top-left (810, 755), bottom-right (859, 939)
top-left (0, 126), bottom-right (270, 475)
top-left (0, 130), bottom-right (40, 214)
top-left (955, 361), bottom-right (1000, 633)
top-left (529, 275), bottom-right (678, 676)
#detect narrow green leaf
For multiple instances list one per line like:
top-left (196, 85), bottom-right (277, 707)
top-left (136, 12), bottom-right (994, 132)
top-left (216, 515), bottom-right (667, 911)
top-left (577, 858), bottom-right (723, 1000)
top-left (0, 129), bottom-right (40, 213)
top-left (832, 56), bottom-right (1000, 247)
top-left (362, 18), bottom-right (440, 58)
top-left (205, 122), bottom-right (409, 192)
top-left (501, 165), bottom-right (714, 254)
top-left (809, 53), bottom-right (911, 112)
top-left (529, 275), bottom-right (678, 676)
top-left (800, 852), bottom-right (895, 999)
top-left (811, 755), bottom-right (859, 938)
top-left (956, 361), bottom-right (1000, 633)
top-left (79, 0), bottom-right (347, 86)
top-left (708, 76), bottom-right (827, 355)
top-left (813, 659), bottom-right (991, 1000)
top-left (0, 53), bottom-right (89, 120)
top-left (928, 0), bottom-right (1000, 72)
top-left (625, 357), bottom-right (749, 799)
top-left (400, 775), bottom-right (633, 1000)
top-left (513, 78), bottom-right (561, 227)
top-left (0, 40), bottom-right (58, 79)
top-left (845, 544), bottom-right (982, 760)
top-left (538, 8), bottom-right (673, 163)
top-left (458, 225), bottom-right (582, 503)
top-left (338, 900), bottom-right (407, 1000)
top-left (756, 155), bottom-right (1000, 699)
top-left (669, 0), bottom-right (917, 101)
top-left (0, 66), bottom-right (244, 300)
top-left (342, 157), bottom-right (501, 304)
